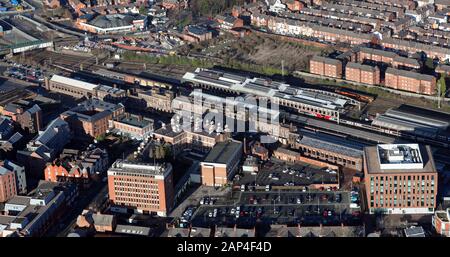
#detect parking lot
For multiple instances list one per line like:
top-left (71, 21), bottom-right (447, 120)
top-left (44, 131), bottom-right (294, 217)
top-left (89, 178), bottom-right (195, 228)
top-left (235, 159), bottom-right (339, 188)
top-left (188, 190), bottom-right (362, 228)
top-left (3, 62), bottom-right (45, 83)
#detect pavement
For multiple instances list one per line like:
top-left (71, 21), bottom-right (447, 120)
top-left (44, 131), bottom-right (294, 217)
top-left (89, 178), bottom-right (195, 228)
top-left (169, 185), bottom-right (232, 218)
top-left (236, 159), bottom-right (338, 188)
top-left (185, 189), bottom-right (362, 228)
top-left (45, 182), bottom-right (108, 237)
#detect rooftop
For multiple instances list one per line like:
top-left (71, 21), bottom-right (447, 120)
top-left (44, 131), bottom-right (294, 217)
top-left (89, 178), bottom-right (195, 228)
top-left (296, 130), bottom-right (365, 158)
top-left (115, 114), bottom-right (153, 128)
top-left (365, 144), bottom-right (436, 174)
top-left (108, 160), bottom-right (172, 178)
top-left (311, 55), bottom-right (342, 66)
top-left (5, 196), bottom-right (31, 206)
top-left (359, 47), bottom-right (397, 59)
top-left (87, 14), bottom-right (146, 29)
top-left (62, 99), bottom-right (122, 122)
top-left (377, 144), bottom-right (423, 169)
top-left (182, 68), bottom-right (349, 111)
top-left (404, 226), bottom-right (425, 237)
top-left (115, 224), bottom-right (151, 236)
top-left (203, 139), bottom-right (242, 164)
top-left (50, 75), bottom-right (98, 91)
top-left (386, 67), bottom-right (435, 81)
top-left (346, 62), bottom-right (379, 72)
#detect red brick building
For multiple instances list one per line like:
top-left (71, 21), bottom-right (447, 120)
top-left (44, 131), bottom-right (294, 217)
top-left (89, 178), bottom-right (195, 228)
top-left (358, 47), bottom-right (397, 64)
top-left (0, 167), bottom-right (17, 203)
top-left (60, 99), bottom-right (124, 139)
top-left (392, 56), bottom-right (421, 70)
top-left (200, 139), bottom-right (243, 187)
top-left (107, 160), bottom-right (174, 217)
top-left (433, 208), bottom-right (450, 237)
top-left (284, 0), bottom-right (304, 11)
top-left (2, 102), bottom-right (43, 134)
top-left (364, 144), bottom-right (437, 214)
top-left (215, 14), bottom-right (244, 30)
top-left (309, 56), bottom-right (343, 79)
top-left (345, 62), bottom-right (380, 85)
top-left (45, 148), bottom-right (108, 186)
top-left (385, 68), bottom-right (436, 95)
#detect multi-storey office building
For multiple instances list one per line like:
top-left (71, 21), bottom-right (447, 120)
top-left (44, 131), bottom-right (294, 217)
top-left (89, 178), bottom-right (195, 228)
top-left (364, 144), bottom-right (437, 214)
top-left (107, 160), bottom-right (175, 217)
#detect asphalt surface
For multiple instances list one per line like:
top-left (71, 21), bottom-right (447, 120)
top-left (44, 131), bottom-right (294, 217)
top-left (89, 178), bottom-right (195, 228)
top-left (236, 159), bottom-right (338, 187)
top-left (45, 182), bottom-right (108, 237)
top-left (188, 190), bottom-right (361, 228)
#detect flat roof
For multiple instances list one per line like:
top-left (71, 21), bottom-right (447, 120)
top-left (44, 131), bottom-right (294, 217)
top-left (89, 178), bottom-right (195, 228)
top-left (115, 224), bottom-right (151, 236)
top-left (50, 75), bottom-right (98, 91)
top-left (116, 115), bottom-right (152, 128)
top-left (108, 160), bottom-right (171, 177)
top-left (364, 144), bottom-right (436, 174)
top-left (6, 196), bottom-right (31, 206)
top-left (377, 144), bottom-right (423, 170)
top-left (203, 139), bottom-right (242, 164)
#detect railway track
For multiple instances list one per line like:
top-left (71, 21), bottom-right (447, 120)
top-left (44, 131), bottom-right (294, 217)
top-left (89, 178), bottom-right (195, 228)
top-left (283, 112), bottom-right (449, 148)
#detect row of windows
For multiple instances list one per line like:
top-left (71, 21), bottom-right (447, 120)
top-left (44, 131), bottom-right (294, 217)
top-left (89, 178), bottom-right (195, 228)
top-left (51, 83), bottom-right (87, 96)
top-left (115, 197), bottom-right (160, 205)
top-left (299, 146), bottom-right (357, 166)
top-left (279, 99), bottom-right (336, 116)
top-left (370, 196), bottom-right (435, 208)
top-left (114, 179), bottom-right (158, 185)
top-left (115, 192), bottom-right (160, 198)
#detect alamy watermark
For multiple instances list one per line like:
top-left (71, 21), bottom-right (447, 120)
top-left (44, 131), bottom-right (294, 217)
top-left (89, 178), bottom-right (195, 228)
top-left (170, 89), bottom-right (280, 143)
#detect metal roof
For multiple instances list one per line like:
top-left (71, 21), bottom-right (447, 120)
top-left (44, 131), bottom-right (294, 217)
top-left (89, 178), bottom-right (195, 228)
top-left (50, 75), bottom-right (98, 91)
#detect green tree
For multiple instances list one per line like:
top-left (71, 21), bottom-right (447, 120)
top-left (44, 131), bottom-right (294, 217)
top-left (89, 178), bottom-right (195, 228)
top-left (438, 74), bottom-right (447, 97)
top-left (139, 5), bottom-right (147, 16)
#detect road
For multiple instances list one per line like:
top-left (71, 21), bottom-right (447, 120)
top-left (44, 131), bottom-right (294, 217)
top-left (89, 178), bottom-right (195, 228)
top-left (45, 182), bottom-right (108, 237)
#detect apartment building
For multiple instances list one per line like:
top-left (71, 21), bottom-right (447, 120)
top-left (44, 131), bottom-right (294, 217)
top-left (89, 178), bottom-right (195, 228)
top-left (358, 47), bottom-right (397, 64)
top-left (45, 148), bottom-right (109, 186)
top-left (385, 67), bottom-right (436, 95)
top-left (364, 144), bottom-right (437, 214)
top-left (345, 62), bottom-right (381, 85)
top-left (17, 118), bottom-right (72, 178)
top-left (2, 101), bottom-right (43, 133)
top-left (310, 55), bottom-right (343, 78)
top-left (0, 160), bottom-right (26, 198)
